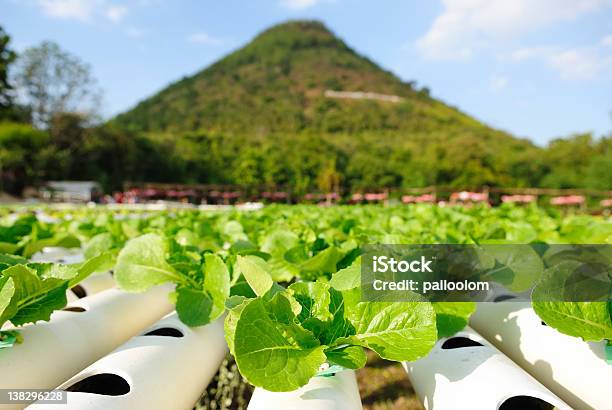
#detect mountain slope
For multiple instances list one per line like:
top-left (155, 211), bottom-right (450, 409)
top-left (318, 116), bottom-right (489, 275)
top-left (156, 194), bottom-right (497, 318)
top-left (114, 21), bottom-right (504, 137)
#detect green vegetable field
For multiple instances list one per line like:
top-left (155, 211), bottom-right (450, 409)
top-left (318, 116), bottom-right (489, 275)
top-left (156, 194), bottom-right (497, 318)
top-left (0, 203), bottom-right (610, 409)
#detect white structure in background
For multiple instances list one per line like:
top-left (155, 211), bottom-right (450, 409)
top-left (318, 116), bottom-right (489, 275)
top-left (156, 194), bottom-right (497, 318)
top-left (324, 90), bottom-right (403, 103)
top-left (41, 181), bottom-right (102, 202)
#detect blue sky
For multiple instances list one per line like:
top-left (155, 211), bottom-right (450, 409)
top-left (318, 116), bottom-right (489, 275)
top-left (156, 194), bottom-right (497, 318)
top-left (2, 0), bottom-right (612, 144)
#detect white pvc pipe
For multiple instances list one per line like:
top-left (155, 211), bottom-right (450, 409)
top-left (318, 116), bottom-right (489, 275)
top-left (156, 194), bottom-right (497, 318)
top-left (28, 313), bottom-right (227, 410)
top-left (247, 370), bottom-right (362, 410)
top-left (403, 326), bottom-right (571, 410)
top-left (31, 247), bottom-right (84, 265)
top-left (73, 272), bottom-right (116, 297)
top-left (470, 302), bottom-right (612, 410)
top-left (0, 285), bottom-right (174, 409)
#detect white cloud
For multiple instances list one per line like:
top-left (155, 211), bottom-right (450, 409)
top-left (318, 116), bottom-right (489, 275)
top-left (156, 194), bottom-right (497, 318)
top-left (601, 34), bottom-right (612, 47)
top-left (548, 48), bottom-right (612, 79)
top-left (504, 44), bottom-right (612, 80)
top-left (417, 0), bottom-right (612, 60)
top-left (280, 0), bottom-right (320, 10)
top-left (37, 0), bottom-right (100, 22)
top-left (106, 5), bottom-right (128, 22)
top-left (35, 0), bottom-right (130, 24)
top-left (188, 32), bottom-right (222, 46)
top-left (488, 74), bottom-right (508, 91)
top-left (503, 46), bottom-right (556, 62)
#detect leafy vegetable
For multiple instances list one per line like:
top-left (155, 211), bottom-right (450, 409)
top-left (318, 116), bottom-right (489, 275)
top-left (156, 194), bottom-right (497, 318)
top-left (432, 302), bottom-right (477, 338)
top-left (0, 252), bottom-right (109, 332)
top-left (115, 234), bottom-right (230, 327)
top-left (226, 257), bottom-right (438, 391)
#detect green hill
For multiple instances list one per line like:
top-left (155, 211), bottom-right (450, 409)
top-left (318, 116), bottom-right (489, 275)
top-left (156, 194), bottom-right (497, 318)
top-left (115, 20), bottom-right (507, 136)
top-left (109, 20), bottom-right (607, 192)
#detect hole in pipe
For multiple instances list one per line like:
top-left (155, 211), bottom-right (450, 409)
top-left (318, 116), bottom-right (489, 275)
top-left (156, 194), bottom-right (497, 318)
top-left (70, 285), bottom-right (87, 299)
top-left (65, 374), bottom-right (130, 396)
top-left (63, 306), bottom-right (86, 312)
top-left (441, 337), bottom-right (484, 349)
top-left (498, 396), bottom-right (556, 410)
top-left (493, 295), bottom-right (516, 302)
top-left (143, 327), bottom-right (184, 338)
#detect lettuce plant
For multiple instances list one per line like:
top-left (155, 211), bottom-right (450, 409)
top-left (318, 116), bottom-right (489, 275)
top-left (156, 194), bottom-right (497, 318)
top-left (224, 256), bottom-right (474, 392)
top-left (0, 252), bottom-right (111, 344)
top-left (114, 233), bottom-right (230, 326)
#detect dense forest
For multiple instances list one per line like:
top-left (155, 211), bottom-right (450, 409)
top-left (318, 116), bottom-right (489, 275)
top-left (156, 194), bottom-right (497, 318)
top-left (0, 21), bottom-right (610, 196)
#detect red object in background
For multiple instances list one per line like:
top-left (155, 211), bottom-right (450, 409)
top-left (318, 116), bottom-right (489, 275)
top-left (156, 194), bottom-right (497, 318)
top-left (550, 195), bottom-right (585, 206)
top-left (450, 191), bottom-right (488, 203)
top-left (600, 198), bottom-right (612, 207)
top-left (402, 194), bottom-right (435, 204)
top-left (501, 194), bottom-right (536, 203)
top-left (364, 192), bottom-right (387, 201)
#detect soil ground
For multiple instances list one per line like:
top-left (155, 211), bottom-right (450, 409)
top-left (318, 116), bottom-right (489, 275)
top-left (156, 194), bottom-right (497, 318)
top-left (357, 350), bottom-right (424, 410)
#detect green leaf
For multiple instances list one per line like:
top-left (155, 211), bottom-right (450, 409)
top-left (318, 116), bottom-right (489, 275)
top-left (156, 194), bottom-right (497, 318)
top-left (329, 258), bottom-right (361, 291)
top-left (533, 301), bottom-right (612, 341)
top-left (224, 296), bottom-right (249, 355)
top-left (176, 287), bottom-right (214, 327)
top-left (342, 299), bottom-right (437, 362)
top-left (175, 229), bottom-right (198, 247)
top-left (175, 254), bottom-right (230, 327)
top-left (69, 252), bottom-right (115, 287)
top-left (482, 245), bottom-right (543, 292)
top-left (325, 345), bottom-right (366, 369)
top-left (27, 263), bottom-right (79, 281)
top-left (288, 281), bottom-right (332, 337)
top-left (0, 242), bottom-right (18, 254)
top-left (203, 253), bottom-right (230, 319)
top-left (0, 276), bottom-right (16, 327)
top-left (233, 294), bottom-right (326, 392)
top-left (532, 259), bottom-right (612, 341)
top-left (115, 233), bottom-right (182, 292)
top-left (261, 230), bottom-right (299, 256)
top-left (83, 233), bottom-right (114, 259)
top-left (0, 254), bottom-right (27, 266)
top-left (234, 255), bottom-right (274, 296)
top-left (321, 287), bottom-right (356, 344)
top-left (0, 264), bottom-right (68, 327)
top-left (432, 302), bottom-right (476, 338)
top-left (289, 282), bottom-right (332, 323)
top-left (299, 246), bottom-right (343, 280)
top-left (267, 256), bottom-right (299, 282)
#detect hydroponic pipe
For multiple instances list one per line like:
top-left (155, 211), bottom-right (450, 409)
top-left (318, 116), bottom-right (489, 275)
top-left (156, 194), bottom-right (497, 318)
top-left (28, 313), bottom-right (227, 410)
top-left (403, 326), bottom-right (571, 410)
top-left (70, 272), bottom-right (116, 299)
top-left (247, 370), bottom-right (362, 410)
top-left (0, 286), bottom-right (174, 409)
top-left (470, 302), bottom-right (612, 410)
top-left (31, 247), bottom-right (84, 265)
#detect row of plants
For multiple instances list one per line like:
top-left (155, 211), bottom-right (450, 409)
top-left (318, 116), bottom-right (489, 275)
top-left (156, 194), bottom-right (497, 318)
top-left (0, 204), bottom-right (610, 391)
